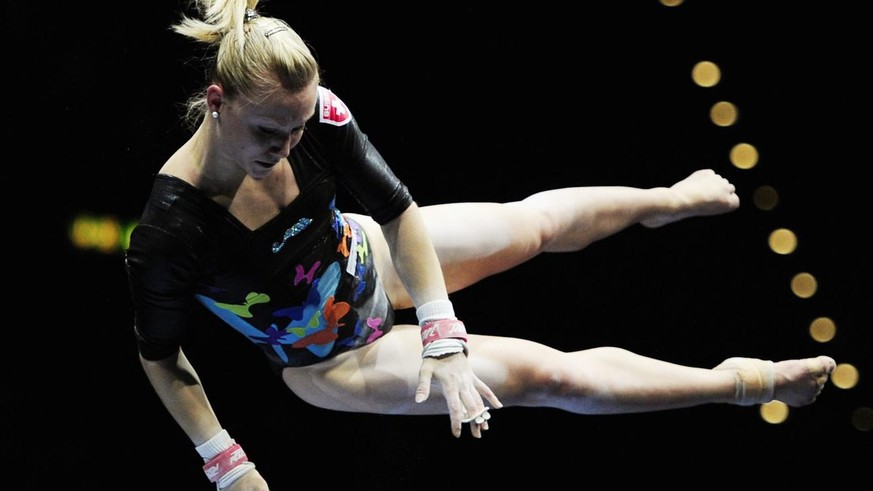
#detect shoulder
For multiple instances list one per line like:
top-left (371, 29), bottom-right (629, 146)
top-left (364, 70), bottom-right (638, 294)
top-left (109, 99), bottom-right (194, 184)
top-left (130, 176), bottom-right (215, 256)
top-left (315, 86), bottom-right (353, 127)
top-left (302, 86), bottom-right (368, 159)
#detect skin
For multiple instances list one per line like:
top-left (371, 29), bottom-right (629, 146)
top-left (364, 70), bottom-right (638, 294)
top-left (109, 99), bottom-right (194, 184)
top-left (141, 78), bottom-right (836, 491)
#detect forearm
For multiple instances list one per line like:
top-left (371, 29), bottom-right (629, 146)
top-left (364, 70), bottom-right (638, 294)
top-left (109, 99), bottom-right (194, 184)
top-left (383, 206), bottom-right (495, 433)
top-left (381, 202), bottom-right (450, 308)
top-left (139, 349), bottom-right (223, 446)
top-left (140, 349), bottom-right (260, 487)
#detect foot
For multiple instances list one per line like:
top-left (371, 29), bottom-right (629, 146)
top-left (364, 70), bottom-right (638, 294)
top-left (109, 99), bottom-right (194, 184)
top-left (714, 356), bottom-right (836, 407)
top-left (641, 169), bottom-right (740, 228)
top-left (772, 356), bottom-right (837, 407)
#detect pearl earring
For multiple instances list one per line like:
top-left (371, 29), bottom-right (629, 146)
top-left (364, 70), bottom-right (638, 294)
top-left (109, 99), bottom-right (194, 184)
top-left (211, 111), bottom-right (219, 119)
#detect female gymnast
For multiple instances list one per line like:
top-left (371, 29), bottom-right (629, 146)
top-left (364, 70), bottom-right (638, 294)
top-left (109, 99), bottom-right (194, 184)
top-left (125, 1), bottom-right (836, 489)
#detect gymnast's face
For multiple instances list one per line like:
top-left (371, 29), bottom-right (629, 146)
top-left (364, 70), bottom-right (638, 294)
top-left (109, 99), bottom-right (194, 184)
top-left (214, 79), bottom-right (318, 179)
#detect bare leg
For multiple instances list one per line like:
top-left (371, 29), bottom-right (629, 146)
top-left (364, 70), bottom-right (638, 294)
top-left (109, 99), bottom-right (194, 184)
top-left (469, 337), bottom-right (835, 413)
top-left (351, 168), bottom-right (739, 308)
top-left (283, 327), bottom-right (836, 415)
top-left (306, 170), bottom-right (832, 419)
top-left (637, 169), bottom-right (741, 228)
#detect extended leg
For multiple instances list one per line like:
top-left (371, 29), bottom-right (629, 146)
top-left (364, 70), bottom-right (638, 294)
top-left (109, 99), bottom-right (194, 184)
top-left (282, 327), bottom-right (836, 415)
top-left (467, 339), bottom-right (837, 413)
top-left (352, 168), bottom-right (739, 308)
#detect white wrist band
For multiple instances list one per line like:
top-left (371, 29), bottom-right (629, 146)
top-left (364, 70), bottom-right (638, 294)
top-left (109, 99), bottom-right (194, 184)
top-left (196, 429), bottom-right (233, 459)
top-left (416, 299), bottom-right (456, 325)
top-left (195, 429), bottom-right (256, 489)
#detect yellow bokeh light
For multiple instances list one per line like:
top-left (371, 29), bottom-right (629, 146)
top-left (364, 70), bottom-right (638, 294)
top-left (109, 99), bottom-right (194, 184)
top-left (730, 142), bottom-right (758, 169)
top-left (710, 101), bottom-right (738, 127)
top-left (659, 0), bottom-right (684, 6)
top-left (70, 215), bottom-right (121, 253)
top-left (68, 214), bottom-right (136, 254)
top-left (692, 61), bottom-right (720, 88)
top-left (790, 272), bottom-right (817, 299)
top-left (809, 317), bottom-right (836, 343)
top-left (760, 400), bottom-right (789, 424)
top-left (832, 363), bottom-right (859, 389)
top-left (768, 228), bottom-right (797, 255)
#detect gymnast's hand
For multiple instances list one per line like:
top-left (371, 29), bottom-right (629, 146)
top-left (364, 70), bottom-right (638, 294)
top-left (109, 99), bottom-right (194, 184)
top-left (415, 352), bottom-right (503, 438)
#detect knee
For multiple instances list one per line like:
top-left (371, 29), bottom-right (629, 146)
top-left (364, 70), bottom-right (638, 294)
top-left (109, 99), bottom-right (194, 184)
top-left (511, 362), bottom-right (595, 402)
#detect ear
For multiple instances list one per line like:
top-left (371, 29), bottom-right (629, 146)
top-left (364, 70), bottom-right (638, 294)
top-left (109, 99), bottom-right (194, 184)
top-left (206, 84), bottom-right (224, 113)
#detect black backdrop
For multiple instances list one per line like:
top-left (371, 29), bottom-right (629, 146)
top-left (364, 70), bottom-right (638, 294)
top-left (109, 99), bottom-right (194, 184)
top-left (6, 1), bottom-right (872, 488)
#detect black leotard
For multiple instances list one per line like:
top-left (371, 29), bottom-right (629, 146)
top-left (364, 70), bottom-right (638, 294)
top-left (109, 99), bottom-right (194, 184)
top-left (126, 87), bottom-right (414, 368)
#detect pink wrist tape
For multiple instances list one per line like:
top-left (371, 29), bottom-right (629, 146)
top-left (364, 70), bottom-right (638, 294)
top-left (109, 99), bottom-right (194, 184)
top-left (202, 443), bottom-right (248, 483)
top-left (420, 319), bottom-right (468, 346)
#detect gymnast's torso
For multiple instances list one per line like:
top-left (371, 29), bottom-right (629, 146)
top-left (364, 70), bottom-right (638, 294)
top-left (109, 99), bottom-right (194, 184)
top-left (126, 86), bottom-right (414, 368)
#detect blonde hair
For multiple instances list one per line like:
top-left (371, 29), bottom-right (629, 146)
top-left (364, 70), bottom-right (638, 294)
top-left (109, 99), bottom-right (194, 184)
top-left (172, 0), bottom-right (321, 129)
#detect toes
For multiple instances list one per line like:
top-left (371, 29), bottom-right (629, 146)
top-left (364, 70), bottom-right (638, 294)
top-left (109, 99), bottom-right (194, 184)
top-left (821, 356), bottom-right (837, 374)
top-left (809, 356), bottom-right (836, 376)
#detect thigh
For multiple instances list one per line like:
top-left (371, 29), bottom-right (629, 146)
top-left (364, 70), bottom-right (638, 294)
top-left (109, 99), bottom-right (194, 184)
top-left (281, 324), bottom-right (439, 414)
top-left (281, 323), bottom-right (566, 414)
top-left (344, 213), bottom-right (409, 308)
top-left (346, 204), bottom-right (544, 309)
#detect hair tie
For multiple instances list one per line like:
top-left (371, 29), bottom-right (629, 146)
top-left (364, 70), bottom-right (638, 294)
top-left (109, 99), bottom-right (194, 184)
top-left (244, 9), bottom-right (260, 22)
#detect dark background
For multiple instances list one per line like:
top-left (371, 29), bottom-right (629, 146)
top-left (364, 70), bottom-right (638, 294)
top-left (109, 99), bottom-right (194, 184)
top-left (5, 1), bottom-right (871, 488)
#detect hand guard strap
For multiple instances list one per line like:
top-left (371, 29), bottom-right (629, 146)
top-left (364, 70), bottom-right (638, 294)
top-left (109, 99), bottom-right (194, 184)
top-left (196, 430), bottom-right (256, 489)
top-left (420, 319), bottom-right (468, 358)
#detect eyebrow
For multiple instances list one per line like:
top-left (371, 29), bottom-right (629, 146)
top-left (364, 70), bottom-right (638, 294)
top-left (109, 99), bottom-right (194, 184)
top-left (254, 111), bottom-right (314, 129)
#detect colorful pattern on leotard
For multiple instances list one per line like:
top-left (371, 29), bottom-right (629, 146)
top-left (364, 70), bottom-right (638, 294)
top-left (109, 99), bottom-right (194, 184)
top-left (126, 87), bottom-right (412, 368)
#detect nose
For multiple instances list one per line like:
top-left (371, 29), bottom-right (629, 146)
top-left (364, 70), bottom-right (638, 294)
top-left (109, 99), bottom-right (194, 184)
top-left (271, 133), bottom-right (300, 160)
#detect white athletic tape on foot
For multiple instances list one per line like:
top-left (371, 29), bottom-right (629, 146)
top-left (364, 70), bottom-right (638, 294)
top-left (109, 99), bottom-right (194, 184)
top-left (715, 358), bottom-right (775, 406)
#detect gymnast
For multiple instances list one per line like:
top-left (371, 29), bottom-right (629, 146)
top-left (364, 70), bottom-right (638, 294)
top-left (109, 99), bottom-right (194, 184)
top-left (125, 1), bottom-right (836, 489)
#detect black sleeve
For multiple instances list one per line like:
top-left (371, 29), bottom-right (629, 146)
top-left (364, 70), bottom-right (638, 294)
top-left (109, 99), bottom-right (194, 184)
top-left (333, 116), bottom-right (414, 224)
top-left (125, 223), bottom-right (199, 360)
top-left (308, 87), bottom-right (414, 225)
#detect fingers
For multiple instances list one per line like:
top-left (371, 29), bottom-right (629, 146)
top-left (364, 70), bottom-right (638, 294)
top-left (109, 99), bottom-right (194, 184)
top-left (461, 377), bottom-right (501, 437)
top-left (461, 407), bottom-right (491, 435)
top-left (443, 380), bottom-right (493, 438)
top-left (456, 373), bottom-right (494, 436)
top-left (474, 377), bottom-right (504, 410)
top-left (445, 386), bottom-right (484, 437)
top-left (420, 355), bottom-right (501, 438)
top-left (446, 397), bottom-right (466, 438)
top-left (415, 366), bottom-right (434, 403)
top-left (453, 375), bottom-right (499, 438)
top-left (460, 407), bottom-right (490, 424)
top-left (461, 406), bottom-right (492, 438)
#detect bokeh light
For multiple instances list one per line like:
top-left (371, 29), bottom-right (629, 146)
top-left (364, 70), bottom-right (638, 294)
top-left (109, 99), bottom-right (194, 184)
top-left (790, 272), bottom-right (818, 299)
top-left (710, 101), bottom-right (738, 127)
top-left (753, 185), bottom-right (779, 211)
top-left (760, 400), bottom-right (789, 424)
top-left (809, 317), bottom-right (836, 343)
top-left (832, 363), bottom-right (859, 389)
top-left (692, 61), bottom-right (721, 88)
top-left (730, 142), bottom-right (759, 169)
top-left (768, 228), bottom-right (797, 255)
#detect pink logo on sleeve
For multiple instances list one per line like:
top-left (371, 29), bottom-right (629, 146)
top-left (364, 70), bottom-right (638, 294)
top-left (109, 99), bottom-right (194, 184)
top-left (318, 86), bottom-right (352, 126)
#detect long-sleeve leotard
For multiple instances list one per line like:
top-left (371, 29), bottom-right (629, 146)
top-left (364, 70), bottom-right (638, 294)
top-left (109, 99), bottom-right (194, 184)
top-left (126, 87), bottom-right (414, 368)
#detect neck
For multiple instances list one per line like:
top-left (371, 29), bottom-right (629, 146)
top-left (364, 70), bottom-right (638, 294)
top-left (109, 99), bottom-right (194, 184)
top-left (164, 123), bottom-right (247, 199)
